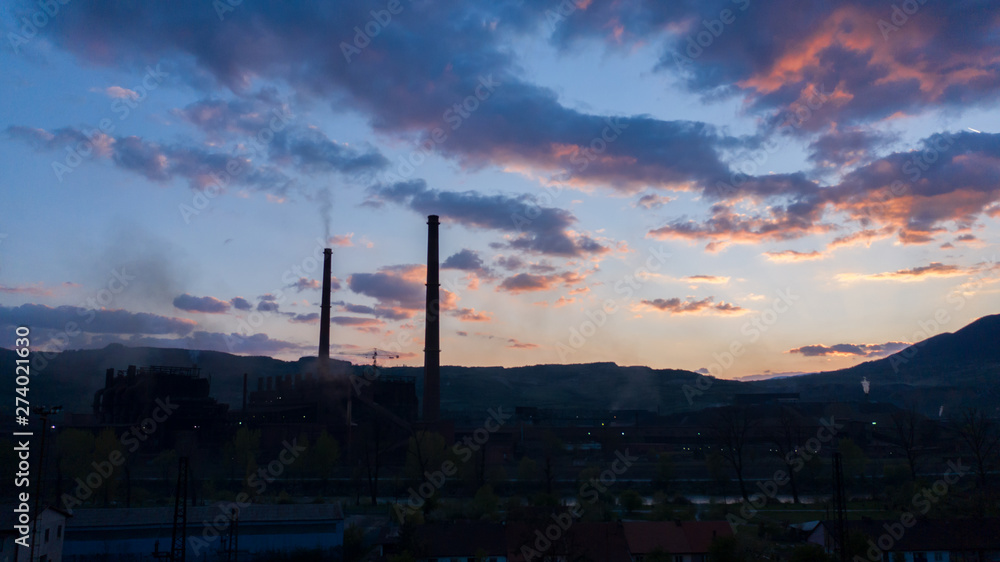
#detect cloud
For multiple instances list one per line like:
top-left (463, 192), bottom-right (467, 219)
top-left (684, 275), bottom-right (729, 285)
top-left (22, 1), bottom-right (1000, 262)
top-left (331, 316), bottom-right (385, 333)
top-left (0, 282), bottom-right (62, 297)
top-left (269, 127), bottom-right (388, 175)
top-left (368, 180), bottom-right (609, 257)
top-left (336, 302), bottom-right (376, 315)
top-left (328, 234), bottom-right (354, 247)
top-left (788, 341), bottom-right (911, 358)
top-left (348, 264), bottom-right (425, 319)
top-left (77, 330), bottom-right (307, 355)
top-left (103, 86), bottom-right (139, 99)
top-left (649, 203), bottom-right (831, 252)
top-left (836, 262), bottom-right (968, 283)
top-left (0, 303), bottom-right (196, 335)
top-left (453, 307), bottom-right (493, 322)
top-left (634, 193), bottom-right (673, 209)
top-left (173, 293), bottom-right (231, 313)
top-left (497, 271), bottom-right (584, 294)
top-left (637, 296), bottom-right (745, 315)
top-left (174, 93), bottom-right (288, 137)
top-left (808, 127), bottom-right (895, 169)
top-left (287, 277), bottom-right (320, 292)
top-left (443, 249), bottom-right (486, 271)
top-left (6, 125), bottom-right (289, 193)
top-left (507, 338), bottom-right (538, 349)
top-left (257, 295), bottom-right (280, 312)
top-left (762, 250), bottom-right (826, 262)
top-left (230, 296), bottom-right (252, 311)
top-left (289, 313), bottom-right (319, 324)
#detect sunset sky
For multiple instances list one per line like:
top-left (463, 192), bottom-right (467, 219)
top-left (1, 0), bottom-right (999, 378)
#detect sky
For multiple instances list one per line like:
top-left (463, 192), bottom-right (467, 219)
top-left (1, 0), bottom-right (999, 379)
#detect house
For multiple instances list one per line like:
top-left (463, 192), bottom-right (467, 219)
top-left (506, 521), bottom-right (632, 562)
top-left (0, 505), bottom-right (70, 562)
top-left (623, 521), bottom-right (733, 562)
top-left (62, 503), bottom-right (343, 561)
top-left (411, 521), bottom-right (508, 562)
top-left (808, 518), bottom-right (1000, 561)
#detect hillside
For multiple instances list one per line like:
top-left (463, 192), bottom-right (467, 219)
top-left (2, 314), bottom-right (998, 417)
top-left (758, 314), bottom-right (1000, 415)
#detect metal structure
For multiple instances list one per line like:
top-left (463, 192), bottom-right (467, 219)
top-left (423, 215), bottom-right (441, 422)
top-left (29, 405), bottom-right (61, 562)
top-left (833, 451), bottom-right (848, 562)
top-left (170, 456), bottom-right (189, 562)
top-left (224, 507), bottom-right (239, 562)
top-left (346, 348), bottom-right (400, 372)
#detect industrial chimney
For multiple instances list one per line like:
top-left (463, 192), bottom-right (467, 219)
top-left (423, 215), bottom-right (441, 421)
top-left (319, 248), bottom-right (332, 361)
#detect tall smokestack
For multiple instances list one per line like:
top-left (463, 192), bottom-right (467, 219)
top-left (319, 248), bottom-right (332, 360)
top-left (423, 215), bottom-right (441, 422)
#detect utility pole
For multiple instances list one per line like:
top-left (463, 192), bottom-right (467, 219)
top-left (170, 456), bottom-right (189, 561)
top-left (833, 452), bottom-right (848, 562)
top-left (29, 405), bottom-right (61, 562)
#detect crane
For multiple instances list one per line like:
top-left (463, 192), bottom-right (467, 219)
top-left (343, 348), bottom-right (400, 372)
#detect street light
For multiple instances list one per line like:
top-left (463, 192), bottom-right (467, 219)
top-left (29, 405), bottom-right (61, 562)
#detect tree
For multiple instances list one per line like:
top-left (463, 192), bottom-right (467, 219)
top-left (953, 407), bottom-right (999, 489)
top-left (619, 489), bottom-right (643, 515)
top-left (540, 430), bottom-right (564, 496)
top-left (343, 525), bottom-right (366, 562)
top-left (311, 431), bottom-right (340, 496)
top-left (93, 428), bottom-right (122, 506)
top-left (789, 543), bottom-right (832, 562)
top-left (226, 427), bottom-right (261, 483)
top-left (404, 431), bottom-right (448, 483)
top-left (471, 484), bottom-right (500, 520)
top-left (707, 536), bottom-right (740, 562)
top-left (889, 407), bottom-right (923, 480)
top-left (766, 406), bottom-right (805, 503)
top-left (838, 438), bottom-right (868, 483)
top-left (517, 456), bottom-right (539, 483)
top-left (55, 429), bottom-right (95, 500)
top-left (653, 453), bottom-right (674, 492)
top-left (708, 406), bottom-right (758, 502)
top-left (645, 548), bottom-right (673, 562)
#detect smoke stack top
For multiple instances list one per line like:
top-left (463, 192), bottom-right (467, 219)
top-left (423, 215), bottom-right (441, 421)
top-left (319, 248), bottom-right (333, 361)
